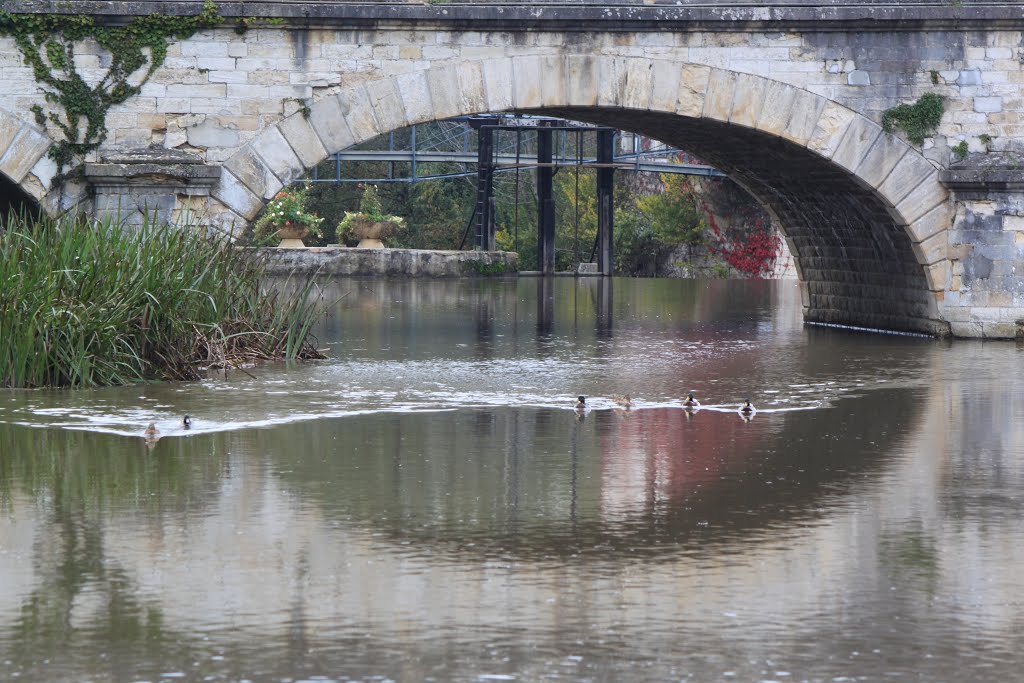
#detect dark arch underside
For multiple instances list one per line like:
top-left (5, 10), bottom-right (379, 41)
top-left (0, 177), bottom-right (40, 225)
top-left (538, 107), bottom-right (936, 334)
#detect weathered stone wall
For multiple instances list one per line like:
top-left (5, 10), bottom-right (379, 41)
top-left (0, 3), bottom-right (1022, 335)
top-left (941, 154), bottom-right (1024, 338)
top-left (0, 6), bottom-right (1019, 174)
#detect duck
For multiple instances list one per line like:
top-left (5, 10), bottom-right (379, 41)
top-left (574, 395), bottom-right (587, 411)
top-left (739, 399), bottom-right (756, 415)
top-left (683, 392), bottom-right (700, 408)
top-left (182, 415), bottom-right (192, 429)
top-left (144, 423), bottom-right (159, 437)
top-left (612, 394), bottom-right (633, 409)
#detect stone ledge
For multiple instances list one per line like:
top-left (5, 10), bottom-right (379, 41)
top-left (939, 153), bottom-right (1024, 197)
top-left (85, 147), bottom-right (221, 196)
top-left (259, 247), bottom-right (519, 278)
top-left (6, 1), bottom-right (1024, 32)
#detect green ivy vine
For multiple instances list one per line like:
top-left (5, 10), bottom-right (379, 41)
top-left (881, 92), bottom-right (945, 146)
top-left (0, 0), bottom-right (221, 185)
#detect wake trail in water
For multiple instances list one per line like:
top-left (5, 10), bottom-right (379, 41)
top-left (0, 326), bottom-right (916, 438)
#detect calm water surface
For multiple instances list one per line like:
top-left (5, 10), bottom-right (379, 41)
top-left (1, 277), bottom-right (1023, 683)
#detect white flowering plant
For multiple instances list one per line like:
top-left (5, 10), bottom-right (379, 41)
top-left (252, 182), bottom-right (324, 243)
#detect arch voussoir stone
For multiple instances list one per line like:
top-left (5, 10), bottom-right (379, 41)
top-left (366, 77), bottom-right (410, 136)
top-left (728, 73), bottom-right (769, 129)
top-left (852, 130), bottom-right (911, 189)
top-left (755, 80), bottom-right (799, 136)
top-left (308, 93), bottom-right (356, 155)
top-left (537, 56), bottom-right (565, 109)
top-left (396, 70), bottom-right (436, 128)
top-left (807, 101), bottom-right (857, 161)
top-left (562, 56), bottom-right (597, 108)
top-left (829, 115), bottom-right (884, 175)
top-left (702, 69), bottom-right (737, 122)
top-left (482, 58), bottom-right (515, 113)
top-left (909, 202), bottom-right (952, 248)
top-left (896, 171), bottom-right (949, 228)
top-left (511, 56), bottom-right (545, 110)
top-left (212, 167), bottom-right (263, 221)
top-left (252, 126), bottom-right (304, 186)
top-left (456, 61), bottom-right (488, 114)
top-left (878, 153), bottom-right (941, 220)
top-left (224, 146), bottom-right (283, 202)
top-left (620, 58), bottom-right (655, 111)
top-left (343, 84), bottom-right (385, 148)
top-left (676, 64), bottom-right (710, 118)
top-left (781, 89), bottom-right (825, 146)
top-left (649, 60), bottom-right (683, 114)
top-left (597, 57), bottom-right (627, 109)
top-left (278, 114), bottom-right (328, 170)
top-left (427, 65), bottom-right (463, 121)
top-left (0, 125), bottom-right (50, 187)
top-left (913, 227), bottom-right (949, 268)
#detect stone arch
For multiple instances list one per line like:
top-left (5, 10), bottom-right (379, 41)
top-left (0, 108), bottom-right (54, 216)
top-left (215, 56), bottom-right (952, 335)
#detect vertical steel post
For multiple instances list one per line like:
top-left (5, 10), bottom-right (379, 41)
top-left (596, 129), bottom-right (615, 276)
top-left (410, 125), bottom-right (417, 181)
top-left (537, 125), bottom-right (555, 275)
top-left (475, 125), bottom-right (495, 251)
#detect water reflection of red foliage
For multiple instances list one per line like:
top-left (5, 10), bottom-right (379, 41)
top-left (599, 407), bottom-right (763, 516)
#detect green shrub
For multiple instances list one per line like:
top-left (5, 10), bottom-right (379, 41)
top-left (882, 93), bottom-right (945, 146)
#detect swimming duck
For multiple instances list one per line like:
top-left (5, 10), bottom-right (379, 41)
top-left (182, 415), bottom-right (191, 429)
top-left (739, 399), bottom-right (756, 415)
top-left (574, 396), bottom-right (587, 411)
top-left (613, 394), bottom-right (633, 409)
top-left (144, 423), bottom-right (159, 437)
top-left (683, 392), bottom-right (700, 408)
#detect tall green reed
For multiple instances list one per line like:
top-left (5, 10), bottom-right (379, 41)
top-left (0, 211), bottom-right (324, 388)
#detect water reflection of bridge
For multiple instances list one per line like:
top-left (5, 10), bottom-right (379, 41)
top-left (4, 353), bottom-right (1024, 679)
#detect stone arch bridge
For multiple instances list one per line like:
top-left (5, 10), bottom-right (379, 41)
top-left (1, 1), bottom-right (1023, 338)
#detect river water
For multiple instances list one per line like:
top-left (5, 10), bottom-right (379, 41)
top-left (1, 277), bottom-right (1023, 683)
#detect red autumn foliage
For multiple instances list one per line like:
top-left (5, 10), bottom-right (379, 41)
top-left (703, 205), bottom-right (782, 278)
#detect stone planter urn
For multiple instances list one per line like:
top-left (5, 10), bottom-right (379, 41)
top-left (275, 222), bottom-right (310, 249)
top-left (350, 218), bottom-right (399, 249)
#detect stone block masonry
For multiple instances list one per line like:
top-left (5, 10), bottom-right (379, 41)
top-left (0, 2), bottom-right (1023, 336)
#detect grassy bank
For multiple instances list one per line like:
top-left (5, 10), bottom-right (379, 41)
top-left (0, 213), bottom-right (324, 388)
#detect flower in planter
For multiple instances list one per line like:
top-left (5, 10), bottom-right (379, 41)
top-left (336, 184), bottom-right (406, 247)
top-left (252, 182), bottom-right (325, 244)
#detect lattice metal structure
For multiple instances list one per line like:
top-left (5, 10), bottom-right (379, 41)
top-left (308, 115), bottom-right (725, 185)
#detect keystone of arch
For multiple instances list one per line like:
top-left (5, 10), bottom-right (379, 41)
top-left (218, 56), bottom-right (952, 292)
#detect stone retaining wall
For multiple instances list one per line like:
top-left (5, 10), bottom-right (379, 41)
top-left (260, 247), bottom-right (518, 278)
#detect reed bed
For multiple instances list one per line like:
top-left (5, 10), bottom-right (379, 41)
top-left (0, 212), bottom-right (325, 388)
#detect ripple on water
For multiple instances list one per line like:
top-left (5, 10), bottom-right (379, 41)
top-left (0, 348), bottom-right (886, 438)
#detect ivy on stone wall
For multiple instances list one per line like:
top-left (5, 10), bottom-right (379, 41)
top-left (0, 0), bottom-right (220, 185)
top-left (881, 92), bottom-right (945, 146)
